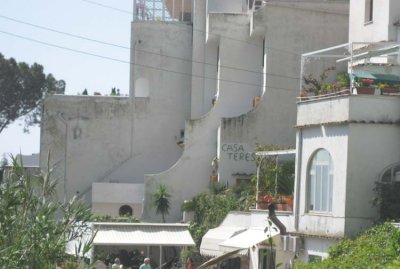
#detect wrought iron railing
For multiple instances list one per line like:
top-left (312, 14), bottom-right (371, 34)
top-left (133, 0), bottom-right (192, 22)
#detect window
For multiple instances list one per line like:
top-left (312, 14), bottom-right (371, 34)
top-left (365, 0), bottom-right (373, 23)
top-left (259, 249), bottom-right (276, 269)
top-left (119, 205), bottom-right (133, 216)
top-left (380, 163), bottom-right (400, 183)
top-left (308, 149), bottom-right (333, 212)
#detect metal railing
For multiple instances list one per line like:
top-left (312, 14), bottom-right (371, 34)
top-left (133, 0), bottom-right (192, 22)
top-left (299, 42), bottom-right (400, 100)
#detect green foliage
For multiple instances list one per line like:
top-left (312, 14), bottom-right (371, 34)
top-left (0, 156), bottom-right (94, 268)
top-left (92, 215), bottom-right (140, 223)
top-left (187, 190), bottom-right (242, 247)
top-left (373, 181), bottom-right (400, 221)
top-left (0, 53), bottom-right (65, 133)
top-left (295, 223), bottom-right (400, 269)
top-left (0, 156), bottom-right (7, 182)
top-left (255, 145), bottom-right (295, 197)
top-left (302, 66), bottom-right (336, 95)
top-left (152, 184), bottom-right (171, 223)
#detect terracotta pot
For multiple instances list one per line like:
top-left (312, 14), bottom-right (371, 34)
top-left (258, 202), bottom-right (269, 210)
top-left (275, 203), bottom-right (287, 211)
top-left (354, 87), bottom-right (376, 95)
top-left (381, 88), bottom-right (400, 95)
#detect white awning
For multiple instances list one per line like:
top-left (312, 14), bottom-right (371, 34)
top-left (93, 222), bottom-right (195, 246)
top-left (219, 227), bottom-right (279, 254)
top-left (200, 226), bottom-right (247, 257)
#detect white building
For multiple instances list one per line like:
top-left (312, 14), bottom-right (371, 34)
top-left (292, 0), bottom-right (400, 263)
top-left (40, 0), bottom-right (349, 225)
top-left (200, 0), bottom-right (400, 267)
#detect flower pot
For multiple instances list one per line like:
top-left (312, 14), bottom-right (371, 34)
top-left (381, 88), bottom-right (400, 95)
top-left (258, 202), bottom-right (269, 210)
top-left (275, 204), bottom-right (287, 211)
top-left (353, 87), bottom-right (377, 95)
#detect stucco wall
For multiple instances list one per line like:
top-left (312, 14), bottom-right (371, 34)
top-left (208, 0), bottom-right (247, 14)
top-left (219, 2), bottom-right (350, 187)
top-left (41, 22), bottom-right (193, 210)
top-left (345, 123), bottom-right (400, 236)
top-left (349, 0), bottom-right (390, 42)
top-left (143, 11), bottom-right (264, 222)
top-left (297, 125), bottom-right (349, 237)
top-left (296, 95), bottom-right (400, 238)
top-left (41, 96), bottom-right (133, 201)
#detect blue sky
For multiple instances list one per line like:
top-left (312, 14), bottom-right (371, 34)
top-left (0, 0), bottom-right (133, 160)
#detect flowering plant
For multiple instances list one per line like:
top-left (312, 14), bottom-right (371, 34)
top-left (257, 195), bottom-right (288, 205)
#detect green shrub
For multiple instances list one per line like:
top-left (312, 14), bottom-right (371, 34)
top-left (295, 223), bottom-right (400, 269)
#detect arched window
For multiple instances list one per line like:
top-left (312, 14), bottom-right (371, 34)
top-left (119, 205), bottom-right (133, 217)
top-left (380, 163), bottom-right (400, 183)
top-left (308, 149), bottom-right (333, 212)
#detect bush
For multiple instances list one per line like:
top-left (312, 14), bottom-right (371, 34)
top-left (0, 156), bottom-right (94, 268)
top-left (295, 223), bottom-right (400, 269)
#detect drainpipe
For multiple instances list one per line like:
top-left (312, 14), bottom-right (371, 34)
top-left (294, 128), bottom-right (303, 231)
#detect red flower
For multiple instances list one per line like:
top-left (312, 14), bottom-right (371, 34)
top-left (360, 78), bottom-right (375, 85)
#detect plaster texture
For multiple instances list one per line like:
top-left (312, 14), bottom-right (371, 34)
top-left (296, 95), bottom-right (400, 238)
top-left (349, 0), bottom-right (400, 42)
top-left (219, 2), bottom-right (349, 187)
top-left (41, 22), bottom-right (193, 216)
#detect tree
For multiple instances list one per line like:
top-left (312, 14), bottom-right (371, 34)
top-left (152, 184), bottom-right (171, 223)
top-left (0, 53), bottom-right (65, 133)
top-left (0, 156), bottom-right (94, 268)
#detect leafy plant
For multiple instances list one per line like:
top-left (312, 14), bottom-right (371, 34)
top-left (254, 144), bottom-right (295, 197)
top-left (0, 155), bottom-right (94, 268)
top-left (302, 66), bottom-right (336, 95)
top-left (295, 223), bottom-right (400, 269)
top-left (372, 181), bottom-right (400, 221)
top-left (152, 184), bottom-right (171, 223)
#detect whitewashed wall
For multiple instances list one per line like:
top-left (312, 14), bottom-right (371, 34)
top-left (143, 6), bottom-right (263, 222)
top-left (219, 2), bottom-right (349, 187)
top-left (348, 0), bottom-right (400, 42)
top-left (296, 95), bottom-right (400, 238)
top-left (41, 22), bottom-right (193, 212)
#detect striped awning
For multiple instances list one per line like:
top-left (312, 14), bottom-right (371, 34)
top-left (92, 222), bottom-right (195, 246)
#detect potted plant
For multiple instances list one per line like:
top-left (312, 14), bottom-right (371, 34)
top-left (285, 196), bottom-right (294, 211)
top-left (353, 78), bottom-right (377, 94)
top-left (257, 195), bottom-right (274, 209)
top-left (275, 196), bottom-right (287, 211)
top-left (379, 83), bottom-right (400, 95)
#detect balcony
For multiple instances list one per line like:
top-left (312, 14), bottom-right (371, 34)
top-left (133, 0), bottom-right (192, 22)
top-left (299, 42), bottom-right (400, 102)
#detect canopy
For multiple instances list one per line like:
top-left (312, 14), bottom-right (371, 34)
top-left (219, 227), bottom-right (279, 254)
top-left (92, 222), bottom-right (195, 246)
top-left (353, 72), bottom-right (400, 84)
top-left (200, 227), bottom-right (246, 257)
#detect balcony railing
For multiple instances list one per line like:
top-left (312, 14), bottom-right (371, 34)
top-left (299, 42), bottom-right (400, 101)
top-left (133, 0), bottom-right (192, 22)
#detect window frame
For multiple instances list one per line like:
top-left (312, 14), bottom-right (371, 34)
top-left (364, 0), bottom-right (374, 24)
top-left (307, 149), bottom-right (334, 213)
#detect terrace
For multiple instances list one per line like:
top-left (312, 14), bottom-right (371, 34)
top-left (133, 0), bottom-right (192, 22)
top-left (299, 42), bottom-right (400, 101)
